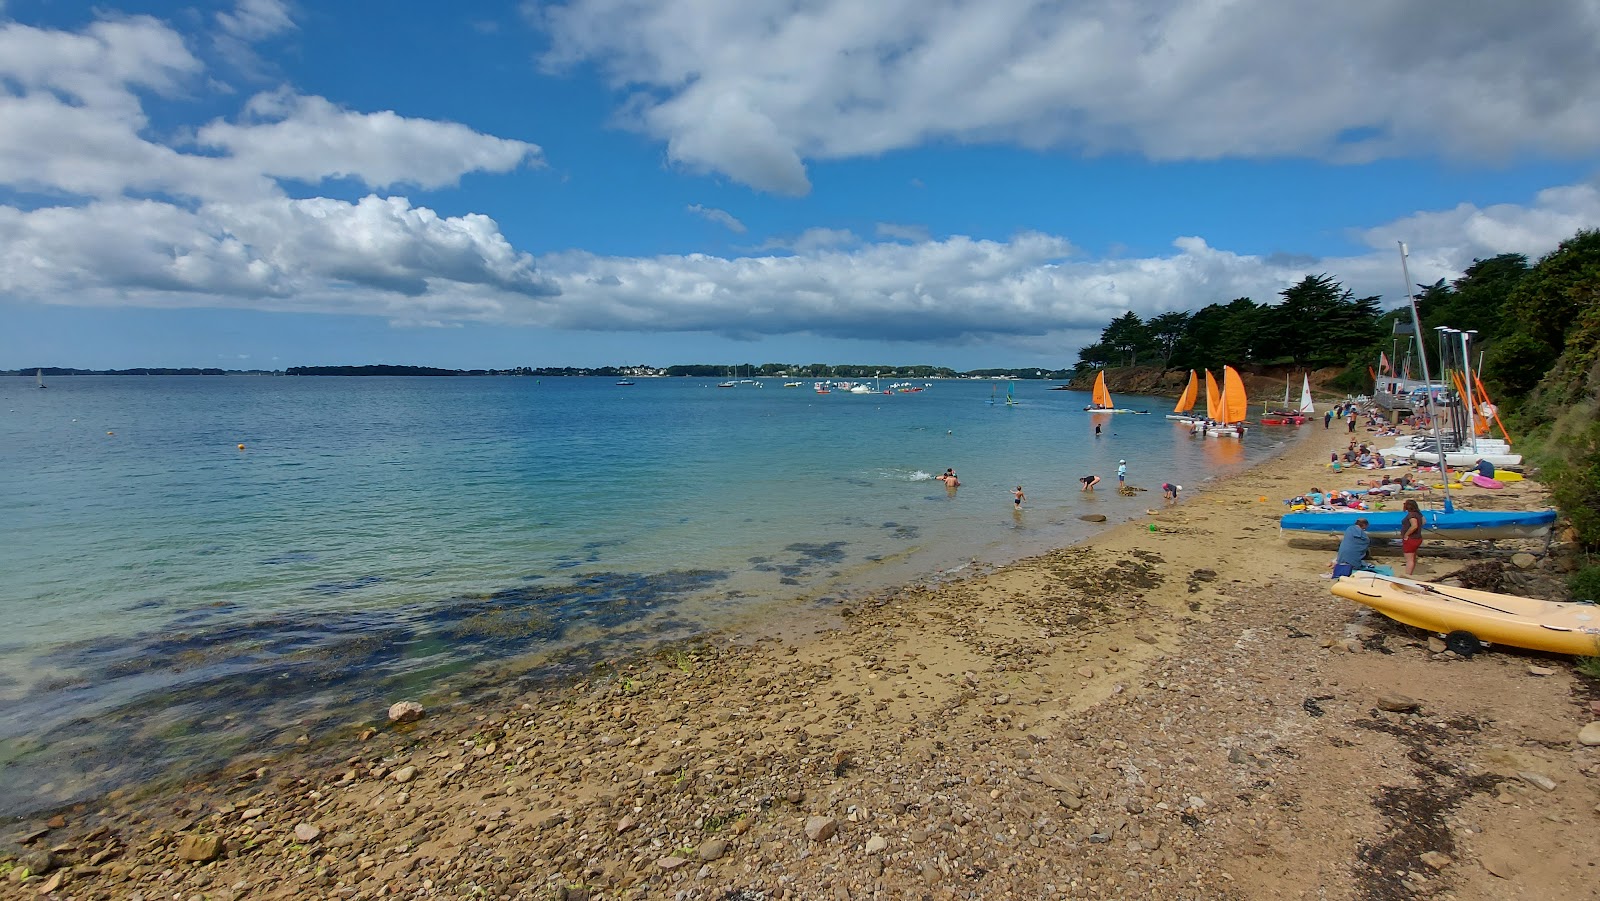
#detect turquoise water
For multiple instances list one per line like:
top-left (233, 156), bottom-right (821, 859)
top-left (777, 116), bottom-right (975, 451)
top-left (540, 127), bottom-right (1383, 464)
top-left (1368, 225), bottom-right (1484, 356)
top-left (0, 375), bottom-right (1280, 815)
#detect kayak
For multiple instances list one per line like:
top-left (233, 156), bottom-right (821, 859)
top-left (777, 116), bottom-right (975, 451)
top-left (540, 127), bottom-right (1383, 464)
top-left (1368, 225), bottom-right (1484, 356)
top-left (1331, 572), bottom-right (1600, 656)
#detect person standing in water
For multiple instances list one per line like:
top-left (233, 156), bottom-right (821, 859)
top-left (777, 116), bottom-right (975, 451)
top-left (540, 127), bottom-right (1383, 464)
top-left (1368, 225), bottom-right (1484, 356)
top-left (1117, 460), bottom-right (1127, 486)
top-left (1079, 474), bottom-right (1100, 491)
top-left (1013, 485), bottom-right (1025, 509)
top-left (1094, 423), bottom-right (1102, 439)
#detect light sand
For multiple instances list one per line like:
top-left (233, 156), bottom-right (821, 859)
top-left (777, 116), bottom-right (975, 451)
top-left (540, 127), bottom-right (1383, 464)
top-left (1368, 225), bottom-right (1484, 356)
top-left (8, 423), bottom-right (1598, 900)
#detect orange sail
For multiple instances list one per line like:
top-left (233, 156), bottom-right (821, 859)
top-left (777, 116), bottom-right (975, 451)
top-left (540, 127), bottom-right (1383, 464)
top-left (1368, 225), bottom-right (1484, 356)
top-left (1091, 371), bottom-right (1114, 408)
top-left (1204, 370), bottom-right (1221, 420)
top-left (1221, 365), bottom-right (1248, 425)
top-left (1173, 370), bottom-right (1198, 413)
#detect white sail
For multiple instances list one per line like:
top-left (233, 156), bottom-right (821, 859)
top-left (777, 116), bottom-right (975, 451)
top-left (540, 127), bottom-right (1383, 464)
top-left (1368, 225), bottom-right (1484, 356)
top-left (1297, 374), bottom-right (1314, 414)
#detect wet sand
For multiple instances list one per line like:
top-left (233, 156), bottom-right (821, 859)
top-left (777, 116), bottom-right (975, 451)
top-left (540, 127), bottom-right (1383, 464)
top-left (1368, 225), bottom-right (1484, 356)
top-left (6, 425), bottom-right (1599, 900)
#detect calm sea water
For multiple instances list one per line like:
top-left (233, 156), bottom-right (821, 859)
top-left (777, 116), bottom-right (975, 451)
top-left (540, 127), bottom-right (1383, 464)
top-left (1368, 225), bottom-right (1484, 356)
top-left (0, 375), bottom-right (1281, 816)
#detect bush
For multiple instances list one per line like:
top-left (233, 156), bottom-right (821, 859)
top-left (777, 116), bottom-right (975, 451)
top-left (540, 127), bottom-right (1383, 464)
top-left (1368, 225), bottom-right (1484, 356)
top-left (1572, 564), bottom-right (1600, 603)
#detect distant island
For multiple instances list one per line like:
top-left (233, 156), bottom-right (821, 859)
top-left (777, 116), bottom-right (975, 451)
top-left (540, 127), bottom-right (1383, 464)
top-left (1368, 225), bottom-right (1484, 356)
top-left (6, 364), bottom-right (1078, 379)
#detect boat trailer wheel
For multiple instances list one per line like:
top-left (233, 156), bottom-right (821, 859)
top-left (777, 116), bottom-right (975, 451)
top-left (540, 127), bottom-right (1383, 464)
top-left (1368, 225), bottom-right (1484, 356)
top-left (1444, 630), bottom-right (1482, 657)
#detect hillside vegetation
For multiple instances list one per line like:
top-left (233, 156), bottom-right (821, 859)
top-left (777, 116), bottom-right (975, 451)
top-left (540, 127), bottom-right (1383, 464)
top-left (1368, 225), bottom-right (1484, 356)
top-left (1073, 228), bottom-right (1600, 569)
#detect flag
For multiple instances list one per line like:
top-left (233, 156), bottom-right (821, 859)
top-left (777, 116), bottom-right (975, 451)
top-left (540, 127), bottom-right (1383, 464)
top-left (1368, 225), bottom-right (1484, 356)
top-left (1379, 351), bottom-right (1390, 375)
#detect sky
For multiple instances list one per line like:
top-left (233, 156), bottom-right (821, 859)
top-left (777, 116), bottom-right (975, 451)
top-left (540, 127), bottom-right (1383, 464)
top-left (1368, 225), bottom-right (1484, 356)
top-left (2, 0), bottom-right (1598, 371)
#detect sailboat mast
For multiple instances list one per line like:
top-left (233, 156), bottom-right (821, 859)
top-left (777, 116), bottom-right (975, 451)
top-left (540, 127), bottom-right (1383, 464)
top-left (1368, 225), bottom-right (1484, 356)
top-left (1399, 242), bottom-right (1453, 512)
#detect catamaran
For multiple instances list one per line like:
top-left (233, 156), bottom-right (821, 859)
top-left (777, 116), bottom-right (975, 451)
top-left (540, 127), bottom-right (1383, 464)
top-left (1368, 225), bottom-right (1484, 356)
top-left (1166, 370), bottom-right (1200, 421)
top-left (1205, 366), bottom-right (1249, 437)
top-left (1083, 371), bottom-right (1145, 413)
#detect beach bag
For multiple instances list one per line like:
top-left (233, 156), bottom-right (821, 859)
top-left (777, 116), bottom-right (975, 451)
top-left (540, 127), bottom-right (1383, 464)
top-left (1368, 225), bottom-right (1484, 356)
top-left (1332, 563), bottom-right (1354, 578)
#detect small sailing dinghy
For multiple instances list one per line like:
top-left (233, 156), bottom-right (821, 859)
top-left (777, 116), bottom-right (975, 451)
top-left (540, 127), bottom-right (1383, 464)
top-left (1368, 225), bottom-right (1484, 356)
top-left (1166, 370), bottom-right (1201, 421)
top-left (1331, 572), bottom-right (1600, 657)
top-left (1083, 371), bottom-right (1146, 413)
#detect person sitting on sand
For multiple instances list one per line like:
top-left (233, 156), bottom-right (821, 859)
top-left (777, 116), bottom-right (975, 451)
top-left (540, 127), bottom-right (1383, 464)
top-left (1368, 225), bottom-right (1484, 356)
top-left (1079, 474), bottom-right (1100, 491)
top-left (1335, 518), bottom-right (1371, 572)
top-left (1475, 459), bottom-right (1495, 479)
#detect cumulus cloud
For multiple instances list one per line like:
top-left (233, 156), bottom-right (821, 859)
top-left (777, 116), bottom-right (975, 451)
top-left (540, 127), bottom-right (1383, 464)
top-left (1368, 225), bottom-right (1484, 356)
top-left (538, 0), bottom-right (1600, 193)
top-left (0, 12), bottom-right (552, 319)
top-left (197, 90), bottom-right (543, 191)
top-left (686, 203), bottom-right (746, 233)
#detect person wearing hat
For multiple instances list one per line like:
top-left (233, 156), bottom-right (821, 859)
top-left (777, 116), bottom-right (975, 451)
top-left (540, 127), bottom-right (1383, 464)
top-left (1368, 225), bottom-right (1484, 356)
top-left (1162, 482), bottom-right (1180, 501)
top-left (1117, 460), bottom-right (1127, 486)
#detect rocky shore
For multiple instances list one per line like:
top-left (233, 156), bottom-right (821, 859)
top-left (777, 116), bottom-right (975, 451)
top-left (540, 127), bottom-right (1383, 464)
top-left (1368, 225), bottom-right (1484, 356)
top-left (6, 429), bottom-right (1599, 900)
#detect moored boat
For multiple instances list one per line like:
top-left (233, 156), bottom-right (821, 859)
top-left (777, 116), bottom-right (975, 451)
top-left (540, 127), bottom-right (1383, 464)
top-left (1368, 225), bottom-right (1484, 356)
top-left (1280, 507), bottom-right (1556, 540)
top-left (1331, 572), bottom-right (1600, 656)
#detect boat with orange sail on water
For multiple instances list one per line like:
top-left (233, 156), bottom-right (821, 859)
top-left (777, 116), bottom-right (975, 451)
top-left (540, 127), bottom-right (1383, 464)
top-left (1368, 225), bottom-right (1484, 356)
top-left (1082, 370), bottom-right (1148, 413)
top-left (1204, 366), bottom-right (1249, 437)
top-left (1166, 370), bottom-right (1201, 421)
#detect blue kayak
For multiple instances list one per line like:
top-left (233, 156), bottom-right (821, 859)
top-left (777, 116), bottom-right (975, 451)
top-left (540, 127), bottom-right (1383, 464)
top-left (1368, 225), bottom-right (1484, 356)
top-left (1279, 508), bottom-right (1556, 540)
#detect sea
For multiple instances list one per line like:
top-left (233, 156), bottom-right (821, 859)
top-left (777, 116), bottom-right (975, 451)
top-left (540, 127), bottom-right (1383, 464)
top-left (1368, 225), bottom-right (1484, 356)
top-left (0, 375), bottom-right (1284, 817)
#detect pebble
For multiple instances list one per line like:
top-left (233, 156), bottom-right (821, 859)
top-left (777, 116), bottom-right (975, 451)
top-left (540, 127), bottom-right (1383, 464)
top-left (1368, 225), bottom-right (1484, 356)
top-left (697, 838), bottom-right (727, 861)
top-left (1578, 722), bottom-right (1600, 747)
top-left (1427, 636), bottom-right (1446, 653)
top-left (387, 701), bottom-right (425, 724)
top-left (391, 765), bottom-right (418, 784)
top-left (1517, 771), bottom-right (1557, 792)
top-left (1526, 665), bottom-right (1555, 676)
top-left (864, 835), bottom-right (888, 854)
top-left (1511, 552), bottom-right (1537, 569)
top-left (804, 816), bottom-right (837, 841)
top-left (175, 834), bottom-right (223, 863)
top-left (1376, 694), bottom-right (1420, 713)
top-left (293, 824), bottom-right (320, 843)
top-left (1420, 850), bottom-right (1453, 869)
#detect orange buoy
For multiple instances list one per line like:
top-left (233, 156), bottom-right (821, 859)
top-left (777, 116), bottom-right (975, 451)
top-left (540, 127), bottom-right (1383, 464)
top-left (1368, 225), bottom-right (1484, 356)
top-left (237, 443), bottom-right (246, 450)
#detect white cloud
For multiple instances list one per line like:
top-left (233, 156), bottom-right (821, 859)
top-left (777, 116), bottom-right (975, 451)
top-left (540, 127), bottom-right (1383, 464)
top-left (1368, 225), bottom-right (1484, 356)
top-left (197, 90), bottom-right (543, 191)
top-left (216, 0), bottom-right (295, 42)
top-left (0, 12), bottom-right (552, 319)
top-left (876, 222), bottom-right (930, 243)
top-left (686, 203), bottom-right (746, 233)
top-left (538, 0), bottom-right (1600, 193)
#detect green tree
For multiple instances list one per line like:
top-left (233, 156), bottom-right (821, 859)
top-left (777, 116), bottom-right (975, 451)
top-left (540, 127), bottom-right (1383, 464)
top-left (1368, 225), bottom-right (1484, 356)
top-left (1147, 311), bottom-right (1192, 368)
top-left (1264, 275), bottom-right (1383, 365)
top-left (1100, 311), bottom-right (1154, 366)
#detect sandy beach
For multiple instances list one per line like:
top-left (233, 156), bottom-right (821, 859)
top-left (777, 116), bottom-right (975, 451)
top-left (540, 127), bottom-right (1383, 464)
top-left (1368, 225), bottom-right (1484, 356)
top-left (6, 425), bottom-right (1599, 901)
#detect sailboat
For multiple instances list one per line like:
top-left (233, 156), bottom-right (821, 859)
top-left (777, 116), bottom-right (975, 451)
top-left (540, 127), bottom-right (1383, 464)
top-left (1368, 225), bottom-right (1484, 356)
top-left (1005, 380), bottom-right (1018, 407)
top-left (36, 368), bottom-right (47, 389)
top-left (1205, 365), bottom-right (1249, 437)
top-left (1166, 370), bottom-right (1200, 421)
top-left (1262, 372), bottom-right (1312, 425)
top-left (1297, 374), bottom-right (1315, 415)
top-left (1082, 371), bottom-right (1146, 413)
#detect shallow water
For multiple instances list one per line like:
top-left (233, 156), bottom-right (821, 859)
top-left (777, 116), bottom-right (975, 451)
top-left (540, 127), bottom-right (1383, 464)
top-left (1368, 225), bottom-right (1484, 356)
top-left (0, 375), bottom-right (1282, 816)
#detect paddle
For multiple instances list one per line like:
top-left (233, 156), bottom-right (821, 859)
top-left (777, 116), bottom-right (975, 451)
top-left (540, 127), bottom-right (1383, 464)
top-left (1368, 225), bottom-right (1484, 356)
top-left (1367, 573), bottom-right (1515, 615)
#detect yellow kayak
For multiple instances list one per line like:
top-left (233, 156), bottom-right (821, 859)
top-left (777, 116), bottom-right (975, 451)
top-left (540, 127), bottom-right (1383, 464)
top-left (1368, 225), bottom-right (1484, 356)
top-left (1456, 470), bottom-right (1524, 483)
top-left (1331, 573), bottom-right (1600, 656)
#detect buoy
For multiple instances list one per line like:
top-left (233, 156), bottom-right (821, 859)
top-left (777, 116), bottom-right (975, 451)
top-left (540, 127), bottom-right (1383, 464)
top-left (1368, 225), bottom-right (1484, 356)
top-left (237, 443), bottom-right (246, 450)
top-left (106, 431), bottom-right (114, 436)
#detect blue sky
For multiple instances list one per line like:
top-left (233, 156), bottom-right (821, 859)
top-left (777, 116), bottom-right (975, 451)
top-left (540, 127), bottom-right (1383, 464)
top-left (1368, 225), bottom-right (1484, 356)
top-left (2, 0), bottom-right (1597, 370)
